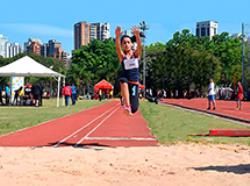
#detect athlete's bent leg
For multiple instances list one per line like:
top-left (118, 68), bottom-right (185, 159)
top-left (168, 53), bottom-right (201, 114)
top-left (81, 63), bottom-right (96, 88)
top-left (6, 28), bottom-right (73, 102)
top-left (129, 84), bottom-right (139, 113)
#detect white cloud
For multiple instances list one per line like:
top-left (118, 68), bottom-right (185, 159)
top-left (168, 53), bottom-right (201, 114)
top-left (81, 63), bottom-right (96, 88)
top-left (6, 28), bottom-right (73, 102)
top-left (0, 23), bottom-right (72, 38)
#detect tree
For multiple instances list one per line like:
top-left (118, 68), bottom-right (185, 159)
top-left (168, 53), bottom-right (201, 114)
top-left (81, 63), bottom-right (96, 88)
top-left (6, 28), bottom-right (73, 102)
top-left (68, 39), bottom-right (120, 94)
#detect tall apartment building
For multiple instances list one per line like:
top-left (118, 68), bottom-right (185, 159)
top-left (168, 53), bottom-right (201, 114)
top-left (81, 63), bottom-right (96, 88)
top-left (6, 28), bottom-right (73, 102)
top-left (74, 22), bottom-right (91, 50)
top-left (196, 21), bottom-right (218, 39)
top-left (91, 23), bottom-right (110, 41)
top-left (25, 38), bottom-right (67, 60)
top-left (0, 34), bottom-right (22, 58)
top-left (74, 21), bottom-right (110, 50)
top-left (0, 34), bottom-right (8, 57)
top-left (24, 38), bottom-right (42, 55)
top-left (47, 39), bottom-right (67, 60)
top-left (6, 42), bottom-right (22, 58)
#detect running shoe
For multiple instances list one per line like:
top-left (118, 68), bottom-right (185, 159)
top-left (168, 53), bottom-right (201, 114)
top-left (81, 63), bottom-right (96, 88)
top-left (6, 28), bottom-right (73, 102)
top-left (123, 105), bottom-right (133, 116)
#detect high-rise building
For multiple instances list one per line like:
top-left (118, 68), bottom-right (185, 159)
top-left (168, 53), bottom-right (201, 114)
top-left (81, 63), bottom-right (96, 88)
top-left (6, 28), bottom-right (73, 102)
top-left (74, 21), bottom-right (110, 50)
top-left (0, 34), bottom-right (22, 58)
top-left (196, 21), bottom-right (218, 39)
top-left (24, 38), bottom-right (42, 55)
top-left (90, 23), bottom-right (110, 41)
top-left (47, 39), bottom-right (67, 60)
top-left (41, 43), bottom-right (49, 58)
top-left (7, 42), bottom-right (22, 58)
top-left (0, 34), bottom-right (8, 57)
top-left (74, 22), bottom-right (91, 50)
top-left (26, 38), bottom-right (67, 60)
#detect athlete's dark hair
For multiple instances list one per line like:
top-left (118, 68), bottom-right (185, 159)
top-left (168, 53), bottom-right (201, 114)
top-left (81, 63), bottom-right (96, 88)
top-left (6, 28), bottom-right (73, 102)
top-left (120, 32), bottom-right (144, 43)
top-left (120, 35), bottom-right (133, 43)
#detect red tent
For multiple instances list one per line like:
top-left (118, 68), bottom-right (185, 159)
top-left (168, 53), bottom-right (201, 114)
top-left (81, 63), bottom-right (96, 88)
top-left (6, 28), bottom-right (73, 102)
top-left (94, 79), bottom-right (113, 92)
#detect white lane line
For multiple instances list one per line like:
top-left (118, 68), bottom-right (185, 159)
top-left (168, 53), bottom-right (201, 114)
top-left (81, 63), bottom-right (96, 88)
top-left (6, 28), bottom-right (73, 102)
top-left (0, 101), bottom-right (116, 139)
top-left (54, 104), bottom-right (119, 147)
top-left (75, 106), bottom-right (120, 146)
top-left (85, 136), bottom-right (157, 141)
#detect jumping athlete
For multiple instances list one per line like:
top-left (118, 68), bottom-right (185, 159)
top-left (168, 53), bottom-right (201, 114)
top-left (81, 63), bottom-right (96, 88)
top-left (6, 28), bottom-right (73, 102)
top-left (115, 26), bottom-right (142, 115)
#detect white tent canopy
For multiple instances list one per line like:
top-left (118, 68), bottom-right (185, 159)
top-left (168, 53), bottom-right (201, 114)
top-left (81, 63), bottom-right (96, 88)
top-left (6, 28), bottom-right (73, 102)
top-left (0, 56), bottom-right (65, 107)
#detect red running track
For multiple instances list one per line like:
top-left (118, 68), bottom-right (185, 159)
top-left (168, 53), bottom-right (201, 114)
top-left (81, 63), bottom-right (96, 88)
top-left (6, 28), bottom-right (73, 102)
top-left (0, 101), bottom-right (158, 147)
top-left (161, 98), bottom-right (250, 125)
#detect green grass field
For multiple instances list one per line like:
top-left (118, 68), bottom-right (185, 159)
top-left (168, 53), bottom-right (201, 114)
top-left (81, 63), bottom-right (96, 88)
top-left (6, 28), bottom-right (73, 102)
top-left (140, 101), bottom-right (250, 146)
top-left (0, 99), bottom-right (103, 135)
top-left (1, 99), bottom-right (250, 146)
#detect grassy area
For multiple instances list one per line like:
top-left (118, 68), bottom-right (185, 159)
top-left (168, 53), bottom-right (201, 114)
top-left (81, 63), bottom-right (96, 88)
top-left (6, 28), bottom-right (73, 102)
top-left (1, 98), bottom-right (250, 146)
top-left (140, 101), bottom-right (250, 146)
top-left (0, 99), bottom-right (103, 135)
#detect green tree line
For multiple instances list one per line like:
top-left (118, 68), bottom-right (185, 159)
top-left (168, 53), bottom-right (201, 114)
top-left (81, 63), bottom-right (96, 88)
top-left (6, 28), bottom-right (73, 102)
top-left (145, 30), bottom-right (244, 97)
top-left (0, 30), bottom-right (247, 98)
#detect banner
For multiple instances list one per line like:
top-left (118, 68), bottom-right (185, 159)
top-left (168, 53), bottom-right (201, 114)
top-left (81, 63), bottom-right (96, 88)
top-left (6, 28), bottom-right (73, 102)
top-left (11, 76), bottom-right (24, 102)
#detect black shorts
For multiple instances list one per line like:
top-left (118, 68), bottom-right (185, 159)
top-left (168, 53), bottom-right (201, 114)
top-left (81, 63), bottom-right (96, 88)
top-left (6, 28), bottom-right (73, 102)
top-left (119, 77), bottom-right (139, 113)
top-left (33, 94), bottom-right (40, 100)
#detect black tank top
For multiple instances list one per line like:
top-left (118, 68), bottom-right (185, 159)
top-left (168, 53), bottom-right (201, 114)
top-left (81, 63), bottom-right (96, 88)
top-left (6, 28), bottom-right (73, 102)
top-left (121, 55), bottom-right (140, 82)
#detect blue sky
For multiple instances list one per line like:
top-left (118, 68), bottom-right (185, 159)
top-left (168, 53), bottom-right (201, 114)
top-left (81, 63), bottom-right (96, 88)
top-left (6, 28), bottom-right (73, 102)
top-left (0, 0), bottom-right (250, 53)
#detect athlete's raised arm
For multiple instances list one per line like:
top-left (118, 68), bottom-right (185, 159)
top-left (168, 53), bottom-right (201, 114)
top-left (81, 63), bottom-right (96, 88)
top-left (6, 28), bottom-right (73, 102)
top-left (132, 27), bottom-right (142, 58)
top-left (115, 26), bottom-right (124, 63)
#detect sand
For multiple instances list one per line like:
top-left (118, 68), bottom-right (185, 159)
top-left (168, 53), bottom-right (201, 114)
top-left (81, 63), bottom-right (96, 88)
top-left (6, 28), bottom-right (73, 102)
top-left (0, 143), bottom-right (249, 186)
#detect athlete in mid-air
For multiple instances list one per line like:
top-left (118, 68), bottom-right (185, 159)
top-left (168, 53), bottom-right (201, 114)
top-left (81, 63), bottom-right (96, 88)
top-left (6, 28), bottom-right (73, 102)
top-left (115, 26), bottom-right (142, 115)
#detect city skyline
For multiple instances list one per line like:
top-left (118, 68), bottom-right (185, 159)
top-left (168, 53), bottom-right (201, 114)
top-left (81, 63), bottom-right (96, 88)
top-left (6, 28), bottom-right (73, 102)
top-left (0, 0), bottom-right (250, 53)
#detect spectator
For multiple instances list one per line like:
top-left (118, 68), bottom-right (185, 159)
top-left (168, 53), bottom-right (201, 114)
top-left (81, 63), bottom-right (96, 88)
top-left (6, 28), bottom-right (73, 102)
top-left (5, 84), bottom-right (10, 105)
top-left (12, 86), bottom-right (23, 105)
top-left (236, 81), bottom-right (244, 110)
top-left (32, 83), bottom-right (42, 107)
top-left (71, 83), bottom-right (77, 105)
top-left (62, 83), bottom-right (72, 106)
top-left (207, 79), bottom-right (216, 110)
top-left (0, 84), bottom-right (3, 105)
top-left (109, 89), bottom-right (113, 99)
top-left (98, 89), bottom-right (102, 101)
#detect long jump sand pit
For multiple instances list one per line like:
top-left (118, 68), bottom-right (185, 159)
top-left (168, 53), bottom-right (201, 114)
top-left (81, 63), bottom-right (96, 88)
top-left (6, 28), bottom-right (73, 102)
top-left (0, 143), bottom-right (249, 186)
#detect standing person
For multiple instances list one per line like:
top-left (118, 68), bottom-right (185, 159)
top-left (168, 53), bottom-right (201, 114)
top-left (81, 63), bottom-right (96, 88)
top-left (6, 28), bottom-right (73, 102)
top-left (115, 26), bottom-right (142, 115)
top-left (207, 79), bottom-right (216, 110)
top-left (31, 83), bottom-right (42, 107)
top-left (0, 84), bottom-right (3, 105)
top-left (62, 83), bottom-right (72, 106)
top-left (71, 83), bottom-right (77, 105)
top-left (98, 89), bottom-right (102, 101)
top-left (5, 84), bottom-right (10, 105)
top-left (12, 86), bottom-right (23, 105)
top-left (109, 89), bottom-right (113, 99)
top-left (236, 81), bottom-right (244, 110)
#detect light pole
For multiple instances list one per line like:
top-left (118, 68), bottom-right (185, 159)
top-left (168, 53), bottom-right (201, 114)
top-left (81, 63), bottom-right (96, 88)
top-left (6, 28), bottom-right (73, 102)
top-left (242, 23), bottom-right (245, 86)
top-left (139, 21), bottom-right (149, 97)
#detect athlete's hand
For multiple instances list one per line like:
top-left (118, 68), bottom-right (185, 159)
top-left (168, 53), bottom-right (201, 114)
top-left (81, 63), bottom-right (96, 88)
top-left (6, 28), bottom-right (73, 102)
top-left (115, 26), bottom-right (122, 37)
top-left (132, 27), bottom-right (140, 37)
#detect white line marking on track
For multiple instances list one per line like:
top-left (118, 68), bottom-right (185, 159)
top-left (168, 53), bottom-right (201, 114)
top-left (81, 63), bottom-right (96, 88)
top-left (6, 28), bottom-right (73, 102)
top-left (0, 101), bottom-right (116, 139)
top-left (85, 136), bottom-right (156, 141)
top-left (54, 104), bottom-right (119, 147)
top-left (75, 106), bottom-right (120, 146)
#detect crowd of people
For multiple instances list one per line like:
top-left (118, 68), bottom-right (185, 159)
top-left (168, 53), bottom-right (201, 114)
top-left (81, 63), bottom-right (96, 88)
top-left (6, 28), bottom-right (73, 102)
top-left (97, 89), bottom-right (113, 102)
top-left (0, 78), bottom-right (246, 111)
top-left (0, 83), bottom-right (43, 107)
top-left (207, 79), bottom-right (244, 110)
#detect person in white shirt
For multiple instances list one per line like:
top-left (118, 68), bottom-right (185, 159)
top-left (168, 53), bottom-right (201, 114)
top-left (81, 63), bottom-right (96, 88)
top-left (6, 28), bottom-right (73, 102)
top-left (207, 79), bottom-right (216, 110)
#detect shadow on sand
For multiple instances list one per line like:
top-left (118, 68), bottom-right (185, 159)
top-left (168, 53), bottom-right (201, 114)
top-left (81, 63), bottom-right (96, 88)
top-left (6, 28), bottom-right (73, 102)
top-left (193, 164), bottom-right (250, 174)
